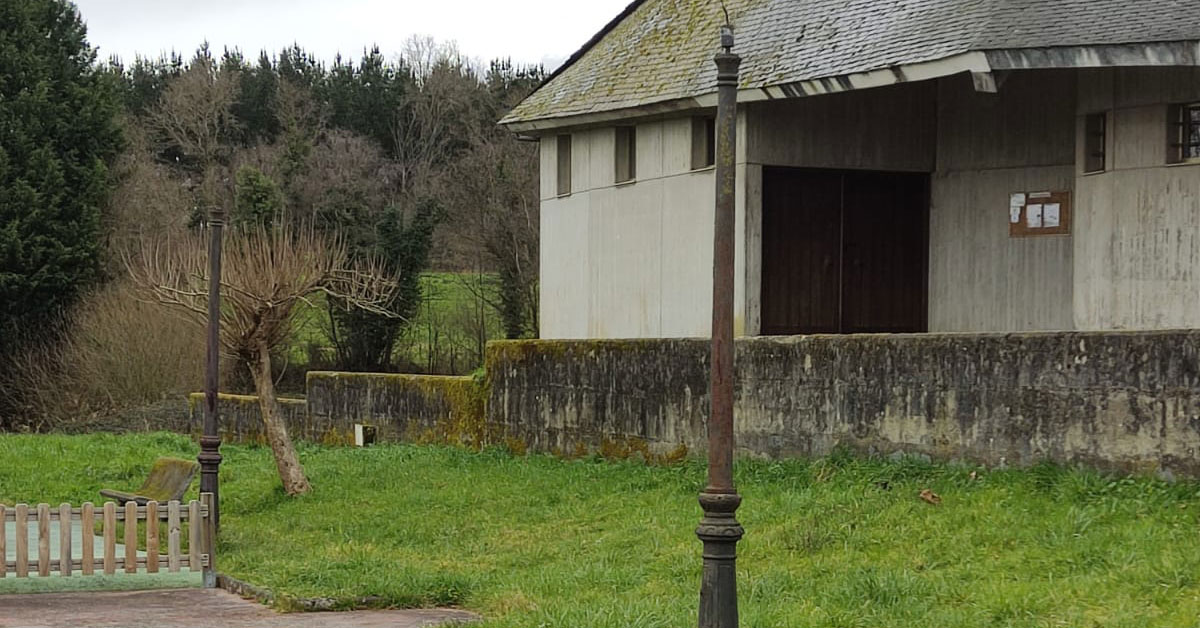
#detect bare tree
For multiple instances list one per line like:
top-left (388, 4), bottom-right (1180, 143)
top-left (127, 226), bottom-right (398, 495)
top-left (105, 118), bottom-right (195, 262)
top-left (393, 39), bottom-right (480, 197)
top-left (145, 55), bottom-right (240, 208)
top-left (447, 132), bottom-right (540, 338)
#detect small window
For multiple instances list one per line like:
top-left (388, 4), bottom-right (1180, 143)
top-left (556, 134), bottom-right (572, 196)
top-left (615, 126), bottom-right (637, 183)
top-left (1083, 112), bottom-right (1106, 173)
top-left (1168, 103), bottom-right (1200, 164)
top-left (691, 116), bottom-right (716, 170)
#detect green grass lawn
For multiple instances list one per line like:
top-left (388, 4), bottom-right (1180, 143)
top-left (2, 433), bottom-right (1199, 627)
top-left (288, 272), bottom-right (504, 376)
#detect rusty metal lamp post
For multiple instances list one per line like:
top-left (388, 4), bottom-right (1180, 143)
top-left (697, 24), bottom-right (743, 628)
top-left (198, 205), bottom-right (225, 532)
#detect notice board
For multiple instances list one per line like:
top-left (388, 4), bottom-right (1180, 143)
top-left (1009, 191), bottom-right (1071, 238)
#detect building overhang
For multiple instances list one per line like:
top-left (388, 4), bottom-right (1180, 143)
top-left (502, 40), bottom-right (1200, 135)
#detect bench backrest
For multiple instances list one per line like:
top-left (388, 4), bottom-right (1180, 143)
top-left (137, 457), bottom-right (200, 502)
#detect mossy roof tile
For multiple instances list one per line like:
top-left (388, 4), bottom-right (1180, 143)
top-left (503, 0), bottom-right (1200, 126)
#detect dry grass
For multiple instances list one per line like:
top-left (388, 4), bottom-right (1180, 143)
top-left (2, 280), bottom-right (204, 429)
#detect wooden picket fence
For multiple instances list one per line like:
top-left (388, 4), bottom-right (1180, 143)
top-left (0, 493), bottom-right (213, 580)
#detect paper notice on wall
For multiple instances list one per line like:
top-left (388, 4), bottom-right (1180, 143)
top-left (1009, 193), bottom-right (1026, 224)
top-left (1044, 203), bottom-right (1061, 228)
top-left (1026, 204), bottom-right (1044, 228)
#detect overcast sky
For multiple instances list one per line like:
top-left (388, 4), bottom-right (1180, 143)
top-left (73, 0), bottom-right (632, 70)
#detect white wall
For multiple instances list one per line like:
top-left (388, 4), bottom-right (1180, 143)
top-left (539, 117), bottom-right (751, 339)
top-left (929, 71), bottom-right (1078, 332)
top-left (1074, 67), bottom-right (1200, 330)
top-left (539, 68), bottom-right (1200, 339)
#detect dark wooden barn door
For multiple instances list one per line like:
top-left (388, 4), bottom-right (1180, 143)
top-left (761, 167), bottom-right (928, 335)
top-left (760, 170), bottom-right (843, 334)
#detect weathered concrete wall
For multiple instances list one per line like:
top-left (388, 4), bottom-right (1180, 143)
top-left (1074, 66), bottom-right (1200, 330)
top-left (538, 114), bottom-right (753, 339)
top-left (485, 333), bottom-right (1200, 477)
top-left (186, 373), bottom-right (484, 446)
top-left (305, 372), bottom-right (486, 446)
top-left (745, 82), bottom-right (937, 172)
top-left (187, 394), bottom-right (309, 444)
top-left (929, 70), bottom-right (1078, 332)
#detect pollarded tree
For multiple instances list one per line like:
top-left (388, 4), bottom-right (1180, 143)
top-left (0, 0), bottom-right (123, 355)
top-left (127, 226), bottom-right (397, 495)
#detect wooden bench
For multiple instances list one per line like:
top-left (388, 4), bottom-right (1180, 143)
top-left (99, 457), bottom-right (199, 506)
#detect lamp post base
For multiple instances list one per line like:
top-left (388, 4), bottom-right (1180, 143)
top-left (198, 435), bottom-right (222, 530)
top-left (697, 490), bottom-right (743, 628)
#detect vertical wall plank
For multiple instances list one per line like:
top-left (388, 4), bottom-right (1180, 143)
top-left (15, 504), bottom-right (28, 578)
top-left (0, 504), bottom-right (6, 578)
top-left (37, 504), bottom-right (50, 577)
top-left (187, 500), bottom-right (200, 571)
top-left (167, 501), bottom-right (181, 573)
top-left (59, 503), bottom-right (72, 576)
top-left (81, 503), bottom-right (95, 575)
top-left (102, 502), bottom-right (116, 575)
top-left (124, 502), bottom-right (137, 574)
top-left (146, 501), bottom-right (159, 573)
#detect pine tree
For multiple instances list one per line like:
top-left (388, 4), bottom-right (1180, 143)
top-left (0, 0), bottom-right (123, 353)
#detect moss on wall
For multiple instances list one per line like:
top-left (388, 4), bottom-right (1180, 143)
top-left (484, 332), bottom-right (1200, 477)
top-left (305, 370), bottom-right (500, 450)
top-left (187, 393), bottom-right (307, 445)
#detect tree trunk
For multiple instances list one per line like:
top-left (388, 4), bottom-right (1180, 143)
top-left (252, 338), bottom-right (311, 495)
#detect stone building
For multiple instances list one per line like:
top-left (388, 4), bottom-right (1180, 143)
top-left (501, 0), bottom-right (1200, 340)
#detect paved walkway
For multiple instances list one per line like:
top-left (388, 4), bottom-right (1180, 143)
top-left (0, 589), bottom-right (479, 628)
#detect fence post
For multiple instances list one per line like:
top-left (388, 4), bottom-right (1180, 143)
top-left (0, 504), bottom-right (5, 578)
top-left (167, 501), bottom-right (181, 573)
top-left (15, 504), bottom-right (28, 577)
top-left (59, 503), bottom-right (72, 576)
top-left (124, 502), bottom-right (138, 574)
top-left (37, 504), bottom-right (50, 577)
top-left (102, 502), bottom-right (116, 575)
top-left (187, 500), bottom-right (200, 574)
top-left (81, 503), bottom-right (94, 575)
top-left (146, 501), bottom-right (160, 573)
top-left (200, 492), bottom-right (216, 588)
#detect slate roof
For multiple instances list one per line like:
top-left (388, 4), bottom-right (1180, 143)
top-left (502, 0), bottom-right (1200, 126)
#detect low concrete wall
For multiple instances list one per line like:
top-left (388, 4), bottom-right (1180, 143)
top-left (188, 373), bottom-right (485, 446)
top-left (484, 332), bottom-right (1200, 477)
top-left (306, 371), bottom-right (487, 446)
top-left (187, 394), bottom-right (309, 444)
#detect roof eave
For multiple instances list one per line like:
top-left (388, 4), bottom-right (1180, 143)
top-left (985, 39), bottom-right (1200, 70)
top-left (503, 40), bottom-right (1200, 133)
top-left (501, 96), bottom-right (708, 134)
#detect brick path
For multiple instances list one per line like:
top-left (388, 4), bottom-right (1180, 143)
top-left (0, 589), bottom-right (478, 628)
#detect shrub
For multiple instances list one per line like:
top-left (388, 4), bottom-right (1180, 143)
top-left (1, 280), bottom-right (204, 430)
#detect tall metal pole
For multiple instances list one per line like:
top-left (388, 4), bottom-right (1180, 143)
top-left (199, 205), bottom-right (225, 531)
top-left (698, 24), bottom-right (743, 628)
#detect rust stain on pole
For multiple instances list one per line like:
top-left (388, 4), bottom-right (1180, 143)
top-left (697, 22), bottom-right (744, 628)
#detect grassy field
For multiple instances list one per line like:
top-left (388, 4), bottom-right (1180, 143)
top-left (288, 272), bottom-right (504, 378)
top-left (2, 433), bottom-right (1199, 627)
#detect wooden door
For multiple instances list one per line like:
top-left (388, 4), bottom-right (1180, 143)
top-left (840, 171), bottom-right (929, 333)
top-left (760, 167), bottom-right (928, 335)
top-left (761, 168), bottom-right (842, 335)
